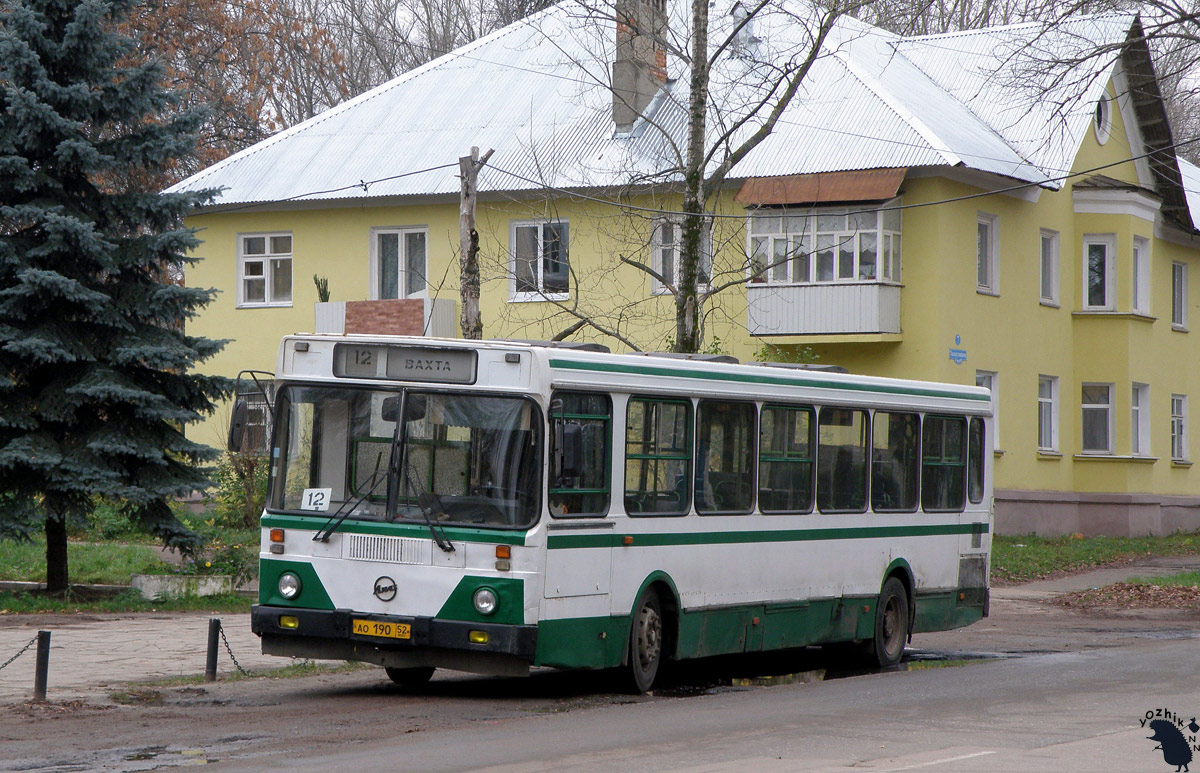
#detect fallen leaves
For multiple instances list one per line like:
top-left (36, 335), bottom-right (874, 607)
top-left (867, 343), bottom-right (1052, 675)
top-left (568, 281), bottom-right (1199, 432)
top-left (1054, 583), bottom-right (1200, 611)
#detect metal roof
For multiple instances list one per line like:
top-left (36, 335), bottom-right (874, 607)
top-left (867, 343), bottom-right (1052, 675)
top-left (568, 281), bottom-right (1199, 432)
top-left (168, 0), bottom-right (1174, 211)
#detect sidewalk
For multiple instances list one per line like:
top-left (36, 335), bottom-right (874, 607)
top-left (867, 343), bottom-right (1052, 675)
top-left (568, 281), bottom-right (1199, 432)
top-left (0, 611), bottom-right (282, 705)
top-left (1, 555), bottom-right (1198, 706)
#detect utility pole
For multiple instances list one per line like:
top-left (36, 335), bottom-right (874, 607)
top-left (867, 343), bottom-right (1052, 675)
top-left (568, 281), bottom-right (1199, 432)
top-left (459, 146), bottom-right (493, 340)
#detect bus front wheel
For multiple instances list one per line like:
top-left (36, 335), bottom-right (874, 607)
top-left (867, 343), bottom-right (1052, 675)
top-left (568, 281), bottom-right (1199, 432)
top-left (870, 577), bottom-right (909, 668)
top-left (627, 589), bottom-right (664, 693)
top-left (385, 666), bottom-right (435, 686)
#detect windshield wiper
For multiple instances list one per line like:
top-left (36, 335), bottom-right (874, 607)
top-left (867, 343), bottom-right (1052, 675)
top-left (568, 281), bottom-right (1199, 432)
top-left (403, 446), bottom-right (455, 553)
top-left (312, 453), bottom-right (386, 543)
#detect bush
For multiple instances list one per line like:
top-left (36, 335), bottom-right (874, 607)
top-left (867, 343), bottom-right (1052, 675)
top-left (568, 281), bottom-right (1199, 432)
top-left (211, 452), bottom-right (269, 530)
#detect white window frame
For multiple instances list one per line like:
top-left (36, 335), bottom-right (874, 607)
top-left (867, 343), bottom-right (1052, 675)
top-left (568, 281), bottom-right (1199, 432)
top-left (237, 232), bottom-right (293, 308)
top-left (1082, 234), bottom-right (1117, 311)
top-left (652, 218), bottom-right (712, 295)
top-left (976, 370), bottom-right (999, 451)
top-left (748, 202), bottom-right (901, 287)
top-left (1172, 394), bottom-right (1188, 461)
top-left (1172, 261), bottom-right (1188, 330)
top-left (370, 226), bottom-right (428, 300)
top-left (1132, 237), bottom-right (1150, 314)
top-left (1132, 382), bottom-right (1150, 456)
top-left (509, 220), bottom-right (570, 302)
top-left (1038, 375), bottom-right (1058, 452)
top-left (1080, 382), bottom-right (1113, 454)
top-left (1094, 95), bottom-right (1112, 145)
top-left (977, 213), bottom-right (998, 295)
top-left (1039, 229), bottom-right (1059, 306)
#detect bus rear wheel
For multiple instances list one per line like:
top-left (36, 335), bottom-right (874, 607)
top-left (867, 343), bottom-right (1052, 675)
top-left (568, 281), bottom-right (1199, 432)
top-left (627, 589), bottom-right (664, 693)
top-left (385, 666), bottom-right (435, 686)
top-left (870, 577), bottom-right (909, 668)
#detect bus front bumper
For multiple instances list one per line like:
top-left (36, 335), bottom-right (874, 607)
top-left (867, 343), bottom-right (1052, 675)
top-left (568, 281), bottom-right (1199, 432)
top-left (251, 605), bottom-right (538, 673)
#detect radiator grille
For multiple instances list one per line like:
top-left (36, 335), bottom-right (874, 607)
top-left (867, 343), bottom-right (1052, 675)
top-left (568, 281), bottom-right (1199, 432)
top-left (345, 533), bottom-right (430, 564)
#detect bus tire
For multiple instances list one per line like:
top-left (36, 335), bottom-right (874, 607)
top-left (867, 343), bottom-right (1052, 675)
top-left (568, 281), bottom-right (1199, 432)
top-left (385, 666), bottom-right (435, 686)
top-left (870, 577), bottom-right (909, 668)
top-left (627, 588), bottom-right (664, 693)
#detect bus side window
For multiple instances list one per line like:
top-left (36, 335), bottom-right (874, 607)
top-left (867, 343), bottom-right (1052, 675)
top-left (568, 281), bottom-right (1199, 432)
top-left (816, 407), bottom-right (869, 513)
top-left (871, 411), bottom-right (919, 512)
top-left (625, 397), bottom-right (691, 516)
top-left (968, 417), bottom-right (986, 504)
top-left (695, 400), bottom-right (756, 514)
top-left (922, 415), bottom-right (967, 512)
top-left (548, 392), bottom-right (611, 517)
top-left (759, 405), bottom-right (814, 514)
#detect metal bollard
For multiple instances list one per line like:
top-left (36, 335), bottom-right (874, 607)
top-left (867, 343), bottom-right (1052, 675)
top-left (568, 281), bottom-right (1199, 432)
top-left (32, 630), bottom-right (50, 702)
top-left (205, 618), bottom-right (220, 682)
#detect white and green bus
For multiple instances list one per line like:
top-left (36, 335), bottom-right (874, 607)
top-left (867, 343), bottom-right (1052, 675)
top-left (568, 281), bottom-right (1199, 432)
top-left (237, 334), bottom-right (992, 691)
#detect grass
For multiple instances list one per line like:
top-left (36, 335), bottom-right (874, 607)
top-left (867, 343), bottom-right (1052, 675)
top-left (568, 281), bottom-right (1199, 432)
top-left (992, 532), bottom-right (1200, 583)
top-left (0, 539), bottom-right (170, 585)
top-left (1129, 570), bottom-right (1200, 587)
top-left (0, 589), bottom-right (251, 615)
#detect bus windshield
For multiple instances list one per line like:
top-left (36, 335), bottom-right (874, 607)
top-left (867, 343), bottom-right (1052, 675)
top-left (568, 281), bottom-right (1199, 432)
top-left (269, 385), bottom-right (541, 529)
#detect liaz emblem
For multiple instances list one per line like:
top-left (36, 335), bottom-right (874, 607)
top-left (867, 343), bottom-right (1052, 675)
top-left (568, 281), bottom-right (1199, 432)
top-left (373, 576), bottom-right (397, 602)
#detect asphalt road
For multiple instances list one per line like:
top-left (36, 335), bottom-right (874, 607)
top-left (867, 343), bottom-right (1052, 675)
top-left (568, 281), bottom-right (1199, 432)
top-left (211, 636), bottom-right (1200, 772)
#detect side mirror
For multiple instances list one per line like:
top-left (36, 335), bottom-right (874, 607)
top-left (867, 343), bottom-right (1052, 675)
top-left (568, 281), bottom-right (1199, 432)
top-left (228, 396), bottom-right (248, 453)
top-left (381, 395), bottom-right (400, 423)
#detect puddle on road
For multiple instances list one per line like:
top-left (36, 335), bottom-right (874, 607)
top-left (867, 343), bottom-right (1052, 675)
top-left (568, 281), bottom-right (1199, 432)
top-left (13, 737), bottom-right (265, 773)
top-left (653, 649), bottom-right (1004, 697)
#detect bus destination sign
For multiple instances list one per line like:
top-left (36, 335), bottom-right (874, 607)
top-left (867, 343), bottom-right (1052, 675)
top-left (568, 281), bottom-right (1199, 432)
top-left (333, 344), bottom-right (476, 384)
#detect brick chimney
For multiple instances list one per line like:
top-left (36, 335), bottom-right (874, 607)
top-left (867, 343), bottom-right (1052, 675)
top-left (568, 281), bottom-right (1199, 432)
top-left (612, 0), bottom-right (668, 133)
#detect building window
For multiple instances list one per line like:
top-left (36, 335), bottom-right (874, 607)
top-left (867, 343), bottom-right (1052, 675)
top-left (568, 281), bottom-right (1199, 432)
top-left (1081, 383), bottom-right (1113, 453)
top-left (1040, 230), bottom-right (1058, 305)
top-left (976, 370), bottom-right (999, 450)
top-left (1172, 394), bottom-right (1188, 461)
top-left (373, 228), bottom-right (427, 299)
top-left (1132, 237), bottom-right (1150, 314)
top-left (1172, 261), bottom-right (1188, 329)
top-left (1132, 383), bottom-right (1150, 456)
top-left (651, 219), bottom-right (711, 294)
top-left (748, 202), bottom-right (900, 286)
top-left (1038, 376), bottom-right (1058, 451)
top-left (1082, 234), bottom-right (1116, 310)
top-left (238, 233), bottom-right (292, 307)
top-left (511, 221), bottom-right (569, 300)
top-left (1094, 95), bottom-right (1112, 144)
top-left (977, 213), bottom-right (997, 294)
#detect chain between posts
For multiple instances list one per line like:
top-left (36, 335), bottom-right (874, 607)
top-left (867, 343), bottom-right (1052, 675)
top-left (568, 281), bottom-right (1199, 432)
top-left (217, 623), bottom-right (249, 675)
top-left (0, 635), bottom-right (38, 673)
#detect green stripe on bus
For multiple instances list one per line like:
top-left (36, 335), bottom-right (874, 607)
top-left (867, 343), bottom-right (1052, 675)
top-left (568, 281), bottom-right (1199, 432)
top-left (261, 514), bottom-right (528, 545)
top-left (548, 359), bottom-right (989, 402)
top-left (546, 522), bottom-right (988, 549)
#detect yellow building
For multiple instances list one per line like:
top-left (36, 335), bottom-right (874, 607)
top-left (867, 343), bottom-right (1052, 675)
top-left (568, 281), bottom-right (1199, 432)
top-left (172, 2), bottom-right (1200, 536)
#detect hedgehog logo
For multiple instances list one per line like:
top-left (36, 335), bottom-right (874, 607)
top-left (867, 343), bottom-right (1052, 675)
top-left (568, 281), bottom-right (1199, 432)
top-left (1147, 718), bottom-right (1194, 772)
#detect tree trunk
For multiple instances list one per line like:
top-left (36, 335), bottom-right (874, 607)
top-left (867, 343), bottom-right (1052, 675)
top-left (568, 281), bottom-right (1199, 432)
top-left (459, 147), bottom-right (493, 340)
top-left (675, 0), bottom-right (710, 354)
top-left (44, 512), bottom-right (69, 595)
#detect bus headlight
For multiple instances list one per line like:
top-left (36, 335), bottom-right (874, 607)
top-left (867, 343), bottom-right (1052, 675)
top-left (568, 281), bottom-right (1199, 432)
top-left (472, 587), bottom-right (498, 616)
top-left (278, 572), bottom-right (302, 599)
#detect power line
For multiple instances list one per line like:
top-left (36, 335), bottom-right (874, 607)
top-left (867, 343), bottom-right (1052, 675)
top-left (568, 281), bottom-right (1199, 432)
top-left (482, 130), bottom-right (1200, 221)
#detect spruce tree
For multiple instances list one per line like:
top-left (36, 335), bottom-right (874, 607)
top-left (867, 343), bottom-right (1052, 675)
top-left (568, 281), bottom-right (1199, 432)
top-left (0, 0), bottom-right (229, 592)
